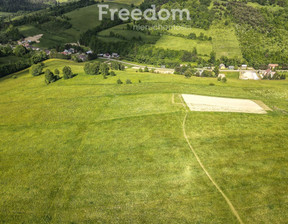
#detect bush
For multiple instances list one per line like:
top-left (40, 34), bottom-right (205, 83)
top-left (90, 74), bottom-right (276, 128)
top-left (221, 77), bottom-right (227, 83)
top-left (117, 79), bottom-right (123, 84)
top-left (84, 62), bottom-right (100, 75)
top-left (45, 69), bottom-right (59, 84)
top-left (62, 66), bottom-right (73, 79)
top-left (30, 63), bottom-right (43, 76)
top-left (139, 80), bottom-right (142, 83)
top-left (209, 83), bottom-right (215, 86)
top-left (144, 66), bottom-right (149, 72)
top-left (54, 69), bottom-right (60, 75)
top-left (110, 71), bottom-right (116, 76)
top-left (126, 79), bottom-right (132, 84)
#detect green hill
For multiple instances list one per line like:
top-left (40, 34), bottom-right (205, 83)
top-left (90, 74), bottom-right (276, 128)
top-left (0, 59), bottom-right (287, 223)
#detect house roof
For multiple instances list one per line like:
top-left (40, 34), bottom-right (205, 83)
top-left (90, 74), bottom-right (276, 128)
top-left (269, 64), bottom-right (279, 67)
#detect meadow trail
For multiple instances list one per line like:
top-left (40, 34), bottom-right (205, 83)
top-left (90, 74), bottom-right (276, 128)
top-left (178, 95), bottom-right (244, 224)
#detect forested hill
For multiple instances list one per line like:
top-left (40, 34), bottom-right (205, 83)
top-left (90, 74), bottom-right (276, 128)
top-left (0, 0), bottom-right (71, 12)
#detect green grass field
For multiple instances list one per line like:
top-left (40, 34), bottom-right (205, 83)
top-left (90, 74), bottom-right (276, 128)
top-left (155, 35), bottom-right (213, 56)
top-left (17, 3), bottom-right (130, 47)
top-left (0, 59), bottom-right (287, 223)
top-left (167, 23), bottom-right (242, 59)
top-left (64, 3), bottom-right (130, 37)
top-left (98, 24), bottom-right (160, 43)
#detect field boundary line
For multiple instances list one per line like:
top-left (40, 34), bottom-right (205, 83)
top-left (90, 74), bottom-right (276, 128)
top-left (181, 99), bottom-right (244, 224)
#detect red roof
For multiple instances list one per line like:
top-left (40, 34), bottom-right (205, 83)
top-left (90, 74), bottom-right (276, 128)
top-left (268, 64), bottom-right (279, 67)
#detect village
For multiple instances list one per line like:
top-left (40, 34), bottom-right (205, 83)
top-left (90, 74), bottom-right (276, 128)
top-left (1, 34), bottom-right (284, 80)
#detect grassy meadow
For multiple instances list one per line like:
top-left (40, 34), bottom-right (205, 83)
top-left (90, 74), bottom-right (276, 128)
top-left (167, 24), bottom-right (242, 59)
top-left (98, 24), bottom-right (160, 43)
top-left (0, 59), bottom-right (287, 223)
top-left (155, 35), bottom-right (212, 56)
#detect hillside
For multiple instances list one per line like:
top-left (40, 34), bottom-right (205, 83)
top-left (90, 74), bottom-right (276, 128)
top-left (0, 59), bottom-right (287, 223)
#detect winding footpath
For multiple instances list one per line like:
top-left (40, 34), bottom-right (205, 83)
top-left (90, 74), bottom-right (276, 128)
top-left (177, 94), bottom-right (244, 224)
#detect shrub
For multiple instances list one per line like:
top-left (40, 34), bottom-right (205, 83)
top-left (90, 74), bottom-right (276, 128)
top-left (45, 69), bottom-right (59, 84)
top-left (139, 80), bottom-right (142, 83)
top-left (30, 63), bottom-right (43, 76)
top-left (62, 66), bottom-right (73, 79)
top-left (209, 83), bottom-right (215, 86)
top-left (84, 62), bottom-right (100, 75)
top-left (139, 68), bottom-right (143, 72)
top-left (144, 66), bottom-right (149, 72)
top-left (126, 79), bottom-right (132, 84)
top-left (110, 71), bottom-right (116, 76)
top-left (221, 77), bottom-right (227, 83)
top-left (54, 69), bottom-right (60, 75)
top-left (117, 79), bottom-right (123, 84)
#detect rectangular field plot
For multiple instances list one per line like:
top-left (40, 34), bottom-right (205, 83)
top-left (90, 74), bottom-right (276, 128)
top-left (182, 94), bottom-right (267, 114)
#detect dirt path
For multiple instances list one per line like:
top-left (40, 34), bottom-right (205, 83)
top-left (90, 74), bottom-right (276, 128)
top-left (179, 94), bottom-right (244, 224)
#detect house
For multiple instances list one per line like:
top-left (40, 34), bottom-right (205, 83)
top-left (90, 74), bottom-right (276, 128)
top-left (228, 66), bottom-right (235, 70)
top-left (86, 50), bottom-right (93, 55)
top-left (68, 48), bottom-right (75, 54)
top-left (78, 54), bottom-right (88, 62)
top-left (112, 53), bottom-right (119, 58)
top-left (63, 49), bottom-right (70, 55)
top-left (268, 64), bottom-right (279, 70)
top-left (97, 54), bottom-right (104, 57)
top-left (262, 68), bottom-right (276, 78)
top-left (45, 50), bottom-right (51, 56)
top-left (103, 53), bottom-right (111, 58)
top-left (219, 64), bottom-right (226, 69)
top-left (240, 71), bottom-right (259, 80)
top-left (241, 64), bottom-right (247, 70)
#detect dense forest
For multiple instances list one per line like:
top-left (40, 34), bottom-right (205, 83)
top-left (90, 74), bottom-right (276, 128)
top-left (0, 0), bottom-right (57, 12)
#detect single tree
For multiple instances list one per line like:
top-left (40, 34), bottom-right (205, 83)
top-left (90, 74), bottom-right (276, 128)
top-left (62, 66), bottom-right (73, 79)
top-left (30, 64), bottom-right (43, 76)
top-left (213, 66), bottom-right (219, 77)
top-left (45, 69), bottom-right (58, 84)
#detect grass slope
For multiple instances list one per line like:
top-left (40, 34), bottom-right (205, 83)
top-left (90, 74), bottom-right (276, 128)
top-left (155, 35), bottom-right (212, 56)
top-left (0, 59), bottom-right (287, 223)
top-left (167, 24), bottom-right (242, 59)
top-left (98, 24), bottom-right (160, 43)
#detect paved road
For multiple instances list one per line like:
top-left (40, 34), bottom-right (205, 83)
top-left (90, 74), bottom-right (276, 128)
top-left (99, 57), bottom-right (174, 71)
top-left (99, 58), bottom-right (287, 73)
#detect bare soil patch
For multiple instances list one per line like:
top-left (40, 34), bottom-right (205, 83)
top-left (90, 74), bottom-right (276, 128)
top-left (182, 94), bottom-right (268, 114)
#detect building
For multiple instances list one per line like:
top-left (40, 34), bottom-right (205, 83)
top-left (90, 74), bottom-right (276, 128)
top-left (45, 50), bottom-right (51, 56)
top-left (268, 64), bottom-right (279, 70)
top-left (262, 69), bottom-right (276, 78)
top-left (228, 66), bottom-right (235, 70)
top-left (78, 54), bottom-right (88, 62)
top-left (112, 53), bottom-right (119, 58)
top-left (241, 64), bottom-right (247, 70)
top-left (240, 71), bottom-right (259, 80)
top-left (219, 64), bottom-right (226, 69)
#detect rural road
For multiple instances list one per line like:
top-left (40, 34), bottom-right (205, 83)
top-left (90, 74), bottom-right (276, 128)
top-left (99, 57), bottom-right (287, 74)
top-left (99, 57), bottom-right (175, 72)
